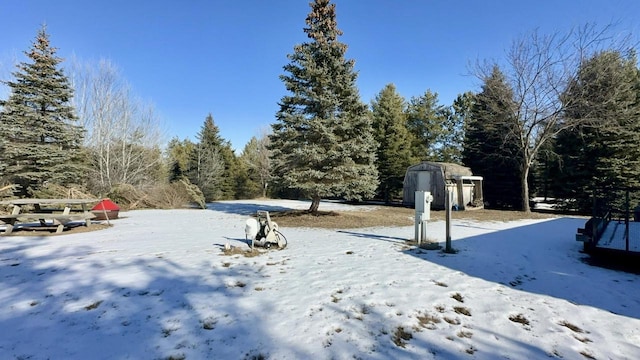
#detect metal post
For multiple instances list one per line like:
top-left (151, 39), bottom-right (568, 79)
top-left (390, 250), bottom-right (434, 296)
top-left (626, 189), bottom-right (630, 252)
top-left (445, 188), bottom-right (453, 253)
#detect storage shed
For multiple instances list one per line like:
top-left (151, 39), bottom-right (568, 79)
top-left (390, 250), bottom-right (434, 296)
top-left (402, 161), bottom-right (484, 210)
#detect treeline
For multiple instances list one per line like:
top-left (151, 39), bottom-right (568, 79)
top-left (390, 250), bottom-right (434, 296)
top-left (1, 3), bottom-right (639, 214)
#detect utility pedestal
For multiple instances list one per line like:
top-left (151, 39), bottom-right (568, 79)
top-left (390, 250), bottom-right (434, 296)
top-left (415, 191), bottom-right (433, 245)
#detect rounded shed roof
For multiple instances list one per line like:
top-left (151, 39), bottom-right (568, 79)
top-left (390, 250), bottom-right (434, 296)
top-left (406, 161), bottom-right (473, 177)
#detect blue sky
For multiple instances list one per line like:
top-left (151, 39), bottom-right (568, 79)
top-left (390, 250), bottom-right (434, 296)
top-left (1, 0), bottom-right (639, 152)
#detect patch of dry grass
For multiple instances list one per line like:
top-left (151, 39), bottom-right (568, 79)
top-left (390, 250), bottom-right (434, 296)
top-left (559, 320), bottom-right (584, 333)
top-left (453, 306), bottom-right (471, 316)
top-left (392, 326), bottom-right (413, 348)
top-left (221, 247), bottom-right (263, 257)
top-left (1, 203), bottom-right (555, 238)
top-left (509, 313), bottom-right (530, 326)
top-left (416, 312), bottom-right (441, 330)
top-left (84, 300), bottom-right (103, 311)
top-left (269, 205), bottom-right (554, 229)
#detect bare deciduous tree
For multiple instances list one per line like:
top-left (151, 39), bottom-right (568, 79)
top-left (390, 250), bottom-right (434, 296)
top-left (474, 24), bottom-right (632, 212)
top-left (69, 58), bottom-right (165, 195)
top-left (241, 131), bottom-right (272, 198)
top-left (193, 142), bottom-right (225, 201)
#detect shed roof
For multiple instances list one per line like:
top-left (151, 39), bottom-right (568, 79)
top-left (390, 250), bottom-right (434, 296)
top-left (406, 161), bottom-right (473, 178)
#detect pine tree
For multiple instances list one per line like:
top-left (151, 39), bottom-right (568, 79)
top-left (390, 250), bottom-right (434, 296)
top-left (405, 90), bottom-right (452, 162)
top-left (166, 137), bottom-right (196, 183)
top-left (270, 0), bottom-right (379, 213)
top-left (220, 143), bottom-right (243, 200)
top-left (441, 92), bottom-right (474, 164)
top-left (370, 84), bottom-right (414, 203)
top-left (554, 50), bottom-right (640, 211)
top-left (193, 114), bottom-right (225, 201)
top-left (463, 66), bottom-right (522, 209)
top-left (0, 26), bottom-right (86, 196)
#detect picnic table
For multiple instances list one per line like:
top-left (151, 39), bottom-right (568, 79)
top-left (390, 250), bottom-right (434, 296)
top-left (0, 198), bottom-right (99, 235)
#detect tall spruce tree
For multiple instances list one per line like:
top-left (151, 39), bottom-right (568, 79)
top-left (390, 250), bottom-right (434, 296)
top-left (193, 114), bottom-right (225, 201)
top-left (554, 50), bottom-right (640, 211)
top-left (463, 66), bottom-right (523, 209)
top-left (0, 26), bottom-right (85, 196)
top-left (270, 0), bottom-right (378, 213)
top-left (441, 92), bottom-right (474, 164)
top-left (166, 137), bottom-right (196, 183)
top-left (405, 90), bottom-right (452, 162)
top-left (371, 83), bottom-right (414, 203)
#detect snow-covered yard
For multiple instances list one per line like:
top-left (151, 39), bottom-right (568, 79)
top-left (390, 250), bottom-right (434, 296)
top-left (1, 200), bottom-right (639, 359)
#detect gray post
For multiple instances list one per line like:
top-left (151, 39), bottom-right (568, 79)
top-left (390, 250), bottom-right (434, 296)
top-left (445, 188), bottom-right (453, 253)
top-left (626, 189), bottom-right (630, 252)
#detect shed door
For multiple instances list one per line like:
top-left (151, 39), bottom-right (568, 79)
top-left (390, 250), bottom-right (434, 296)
top-left (417, 171), bottom-right (431, 192)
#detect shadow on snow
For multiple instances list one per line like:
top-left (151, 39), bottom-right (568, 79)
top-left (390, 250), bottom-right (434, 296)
top-left (344, 218), bottom-right (640, 320)
top-left (0, 237), bottom-right (308, 359)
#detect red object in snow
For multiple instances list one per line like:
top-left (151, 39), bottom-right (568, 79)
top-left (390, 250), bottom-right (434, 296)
top-left (91, 198), bottom-right (120, 220)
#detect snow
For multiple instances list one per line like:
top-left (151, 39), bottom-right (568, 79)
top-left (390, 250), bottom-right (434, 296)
top-left (598, 221), bottom-right (640, 252)
top-left (1, 199), bottom-right (640, 360)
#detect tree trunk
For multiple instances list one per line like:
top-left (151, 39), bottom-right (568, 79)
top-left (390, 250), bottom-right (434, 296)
top-left (521, 164), bottom-right (531, 212)
top-left (309, 196), bottom-right (321, 213)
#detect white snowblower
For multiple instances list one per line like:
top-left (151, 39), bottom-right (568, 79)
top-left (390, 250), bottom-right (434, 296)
top-left (245, 210), bottom-right (287, 249)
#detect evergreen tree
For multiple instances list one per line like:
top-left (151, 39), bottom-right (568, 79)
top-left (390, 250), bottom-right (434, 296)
top-left (463, 66), bottom-right (522, 209)
top-left (442, 92), bottom-right (475, 164)
top-left (405, 90), bottom-right (452, 162)
top-left (220, 143), bottom-right (244, 200)
top-left (370, 83), bottom-right (414, 203)
top-left (165, 137), bottom-right (196, 183)
top-left (193, 114), bottom-right (225, 201)
top-left (473, 26), bottom-right (626, 212)
top-left (270, 0), bottom-right (378, 213)
top-left (554, 50), bottom-right (640, 211)
top-left (0, 26), bottom-right (86, 196)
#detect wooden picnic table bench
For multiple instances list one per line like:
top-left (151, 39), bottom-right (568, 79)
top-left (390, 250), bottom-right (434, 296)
top-left (0, 198), bottom-right (99, 235)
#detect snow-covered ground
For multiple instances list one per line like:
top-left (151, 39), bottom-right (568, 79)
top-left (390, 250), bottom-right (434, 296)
top-left (1, 199), bottom-right (639, 359)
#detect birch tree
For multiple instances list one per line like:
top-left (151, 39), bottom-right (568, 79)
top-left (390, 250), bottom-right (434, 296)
top-left (241, 132), bottom-right (272, 198)
top-left (70, 58), bottom-right (164, 195)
